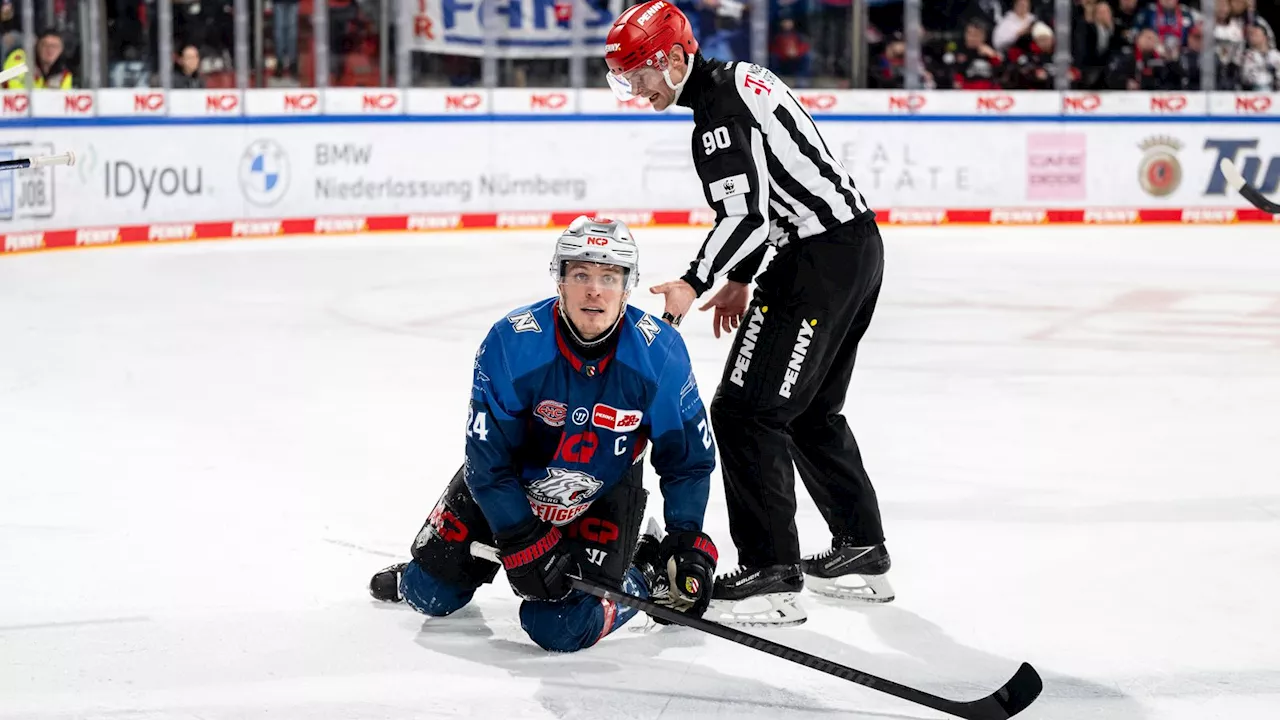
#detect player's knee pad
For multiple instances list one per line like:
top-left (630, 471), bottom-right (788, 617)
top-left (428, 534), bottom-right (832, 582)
top-left (410, 464), bottom-right (501, 588)
top-left (400, 561), bottom-right (476, 617)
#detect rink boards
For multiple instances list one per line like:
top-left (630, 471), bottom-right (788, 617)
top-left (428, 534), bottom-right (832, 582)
top-left (1, 88), bottom-right (1278, 256)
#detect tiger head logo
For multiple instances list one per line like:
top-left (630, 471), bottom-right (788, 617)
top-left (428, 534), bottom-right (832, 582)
top-left (527, 467), bottom-right (604, 525)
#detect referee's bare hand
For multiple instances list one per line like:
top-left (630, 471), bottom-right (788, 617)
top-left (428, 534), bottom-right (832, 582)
top-left (650, 279), bottom-right (697, 328)
top-left (699, 281), bottom-right (750, 339)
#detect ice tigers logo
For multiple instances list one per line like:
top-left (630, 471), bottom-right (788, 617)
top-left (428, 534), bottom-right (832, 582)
top-left (526, 467), bottom-right (603, 525)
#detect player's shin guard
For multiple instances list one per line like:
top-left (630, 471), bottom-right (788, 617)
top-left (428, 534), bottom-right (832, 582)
top-left (519, 566), bottom-right (648, 652)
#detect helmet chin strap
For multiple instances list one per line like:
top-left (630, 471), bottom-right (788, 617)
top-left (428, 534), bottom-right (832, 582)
top-left (662, 52), bottom-right (693, 105)
top-left (557, 290), bottom-right (629, 348)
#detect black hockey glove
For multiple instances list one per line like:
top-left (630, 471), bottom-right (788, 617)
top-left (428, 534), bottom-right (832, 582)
top-left (494, 517), bottom-right (577, 602)
top-left (658, 531), bottom-right (718, 619)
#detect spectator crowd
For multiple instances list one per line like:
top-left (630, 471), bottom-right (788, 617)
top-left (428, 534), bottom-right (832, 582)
top-left (0, 0), bottom-right (1276, 91)
top-left (864, 0), bottom-right (1279, 92)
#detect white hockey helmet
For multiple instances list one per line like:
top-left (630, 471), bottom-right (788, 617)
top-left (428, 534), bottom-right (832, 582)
top-left (549, 215), bottom-right (640, 292)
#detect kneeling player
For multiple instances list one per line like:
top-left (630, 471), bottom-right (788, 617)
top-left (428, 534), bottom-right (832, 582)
top-left (370, 216), bottom-right (720, 652)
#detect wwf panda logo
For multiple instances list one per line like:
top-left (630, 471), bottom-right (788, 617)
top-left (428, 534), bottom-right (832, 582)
top-left (722, 178), bottom-right (735, 193)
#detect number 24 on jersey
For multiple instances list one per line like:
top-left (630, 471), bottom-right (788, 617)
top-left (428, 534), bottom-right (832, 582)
top-left (466, 407), bottom-right (489, 441)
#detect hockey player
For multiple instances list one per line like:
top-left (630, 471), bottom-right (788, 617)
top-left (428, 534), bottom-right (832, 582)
top-left (604, 1), bottom-right (894, 627)
top-left (369, 216), bottom-right (719, 652)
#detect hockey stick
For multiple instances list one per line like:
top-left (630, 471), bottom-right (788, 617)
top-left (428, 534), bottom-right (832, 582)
top-left (470, 540), bottom-right (1041, 720)
top-left (1220, 158), bottom-right (1280, 215)
top-left (0, 152), bottom-right (76, 172)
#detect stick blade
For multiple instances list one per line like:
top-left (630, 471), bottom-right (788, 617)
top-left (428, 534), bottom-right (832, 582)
top-left (1219, 157), bottom-right (1247, 193)
top-left (949, 662), bottom-right (1044, 720)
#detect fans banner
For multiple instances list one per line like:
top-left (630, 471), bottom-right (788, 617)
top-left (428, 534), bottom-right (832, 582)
top-left (409, 0), bottom-right (625, 59)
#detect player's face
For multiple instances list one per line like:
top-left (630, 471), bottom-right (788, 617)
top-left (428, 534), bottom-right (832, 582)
top-left (560, 261), bottom-right (627, 340)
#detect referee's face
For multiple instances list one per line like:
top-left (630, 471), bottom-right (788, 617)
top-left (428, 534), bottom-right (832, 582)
top-left (632, 47), bottom-right (688, 111)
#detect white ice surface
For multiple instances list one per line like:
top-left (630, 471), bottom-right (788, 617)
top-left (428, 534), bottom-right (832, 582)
top-left (2, 225), bottom-right (1279, 720)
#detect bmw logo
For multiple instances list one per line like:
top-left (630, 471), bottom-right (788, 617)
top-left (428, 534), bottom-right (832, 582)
top-left (239, 139), bottom-right (290, 206)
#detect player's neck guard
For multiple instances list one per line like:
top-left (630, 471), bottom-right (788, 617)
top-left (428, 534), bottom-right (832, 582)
top-left (556, 298), bottom-right (626, 353)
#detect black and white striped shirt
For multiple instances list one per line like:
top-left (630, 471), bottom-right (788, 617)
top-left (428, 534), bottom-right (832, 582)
top-left (675, 58), bottom-right (875, 295)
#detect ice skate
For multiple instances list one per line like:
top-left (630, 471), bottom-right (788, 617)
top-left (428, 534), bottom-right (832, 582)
top-left (369, 562), bottom-right (408, 603)
top-left (801, 541), bottom-right (895, 603)
top-left (706, 564), bottom-right (807, 627)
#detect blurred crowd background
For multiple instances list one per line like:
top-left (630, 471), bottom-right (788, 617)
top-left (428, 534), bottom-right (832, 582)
top-left (0, 0), bottom-right (1276, 93)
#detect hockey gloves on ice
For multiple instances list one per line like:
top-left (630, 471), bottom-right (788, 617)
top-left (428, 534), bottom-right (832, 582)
top-left (495, 517), bottom-right (577, 602)
top-left (658, 531), bottom-right (718, 619)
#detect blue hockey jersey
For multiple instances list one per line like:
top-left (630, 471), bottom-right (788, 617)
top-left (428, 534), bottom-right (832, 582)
top-left (464, 297), bottom-right (715, 537)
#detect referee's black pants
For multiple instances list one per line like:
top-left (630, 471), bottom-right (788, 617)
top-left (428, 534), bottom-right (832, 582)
top-left (710, 215), bottom-right (885, 568)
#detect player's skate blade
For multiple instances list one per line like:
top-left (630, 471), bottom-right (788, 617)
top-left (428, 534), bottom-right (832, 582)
top-left (369, 562), bottom-right (408, 602)
top-left (708, 564), bottom-right (808, 627)
top-left (802, 542), bottom-right (895, 604)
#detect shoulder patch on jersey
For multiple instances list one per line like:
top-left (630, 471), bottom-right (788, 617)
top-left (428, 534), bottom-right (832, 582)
top-left (742, 63), bottom-right (776, 96)
top-left (635, 313), bottom-right (662, 346)
top-left (507, 309), bottom-right (541, 334)
top-left (709, 173), bottom-right (750, 202)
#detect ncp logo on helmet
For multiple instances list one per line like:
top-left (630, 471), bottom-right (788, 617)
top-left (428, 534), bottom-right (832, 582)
top-left (604, 0), bottom-right (698, 111)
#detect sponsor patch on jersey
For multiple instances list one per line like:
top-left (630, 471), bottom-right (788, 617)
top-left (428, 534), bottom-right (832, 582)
top-left (507, 310), bottom-right (541, 333)
top-left (534, 400), bottom-right (568, 427)
top-left (572, 407), bottom-right (590, 425)
top-left (592, 403), bottom-right (643, 432)
top-left (743, 64), bottom-right (777, 95)
top-left (526, 467), bottom-right (603, 526)
top-left (709, 173), bottom-right (749, 202)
